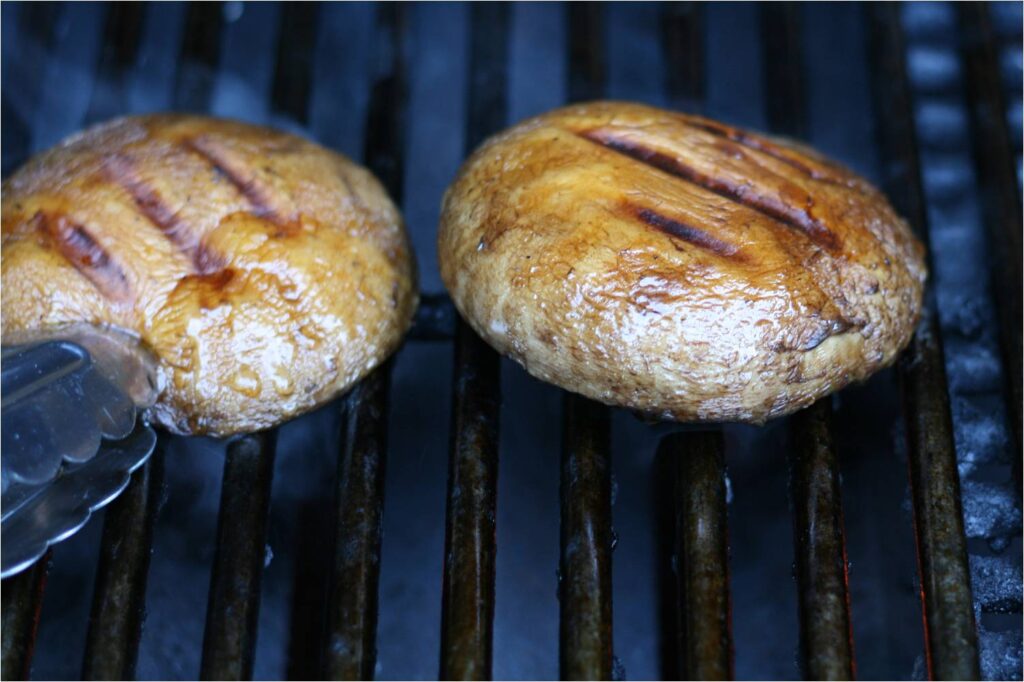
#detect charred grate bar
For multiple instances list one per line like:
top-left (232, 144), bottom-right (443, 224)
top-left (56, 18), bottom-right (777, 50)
top-left (439, 6), bottom-right (507, 679)
top-left (0, 552), bottom-right (50, 681)
top-left (662, 3), bottom-right (705, 115)
top-left (0, 2), bottom-right (61, 176)
top-left (957, 3), bottom-right (1024, 480)
top-left (82, 447), bottom-right (165, 681)
top-left (665, 431), bottom-right (733, 681)
top-left (441, 318), bottom-right (502, 680)
top-left (196, 4), bottom-right (319, 677)
top-left (559, 5), bottom-right (615, 680)
top-left (658, 5), bottom-right (735, 680)
top-left (200, 431), bottom-right (278, 681)
top-left (84, 2), bottom-right (145, 126)
top-left (789, 403), bottom-right (856, 680)
top-left (174, 2), bottom-right (223, 114)
top-left (411, 293), bottom-right (457, 342)
top-left (867, 5), bottom-right (981, 679)
top-left (560, 393), bottom-right (614, 680)
top-left (324, 5), bottom-right (405, 679)
top-left (760, 4), bottom-right (857, 679)
top-left (325, 364), bottom-right (392, 680)
top-left (76, 11), bottom-right (163, 679)
top-left (5, 6), bottom-right (151, 681)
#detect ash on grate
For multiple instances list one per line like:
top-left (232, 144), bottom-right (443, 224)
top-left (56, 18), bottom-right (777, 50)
top-left (970, 551), bottom-right (1023, 615)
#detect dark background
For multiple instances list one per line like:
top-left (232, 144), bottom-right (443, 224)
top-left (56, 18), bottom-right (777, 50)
top-left (2, 2), bottom-right (1021, 680)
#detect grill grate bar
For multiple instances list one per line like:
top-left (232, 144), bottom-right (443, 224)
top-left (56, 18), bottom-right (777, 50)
top-left (760, 5), bottom-right (857, 679)
top-left (269, 3), bottom-right (318, 124)
top-left (324, 366), bottom-right (392, 680)
top-left (9, 19), bottom-right (102, 677)
top-left (322, 8), bottom-right (405, 679)
top-left (866, 6), bottom-right (981, 679)
top-left (659, 6), bottom-right (736, 680)
top-left (0, 552), bottom-right (50, 681)
top-left (560, 393), bottom-right (614, 680)
top-left (1, 3), bottom-right (61, 175)
top-left (76, 9), bottom-right (161, 678)
top-left (567, 3), bottom-right (606, 105)
top-left (957, 2), bottom-right (1023, 480)
top-left (195, 4), bottom-right (320, 675)
top-left (411, 293), bottom-right (457, 342)
top-left (84, 1), bottom-right (144, 126)
top-left (665, 431), bottom-right (733, 681)
top-left (560, 5), bottom-right (615, 680)
top-left (761, 4), bottom-right (807, 140)
top-left (173, 2), bottom-right (222, 113)
top-left (200, 431), bottom-right (278, 681)
top-left (441, 320), bottom-right (502, 680)
top-left (439, 5), bottom-right (508, 679)
top-left (663, 3), bottom-right (705, 115)
top-left (789, 403), bottom-right (856, 680)
top-left (82, 446), bottom-right (165, 681)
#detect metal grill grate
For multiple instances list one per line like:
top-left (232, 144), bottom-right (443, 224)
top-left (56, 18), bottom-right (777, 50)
top-left (1, 3), bottom-right (1020, 680)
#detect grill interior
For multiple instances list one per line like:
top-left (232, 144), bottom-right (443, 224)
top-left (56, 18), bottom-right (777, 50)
top-left (1, 2), bottom-right (1021, 680)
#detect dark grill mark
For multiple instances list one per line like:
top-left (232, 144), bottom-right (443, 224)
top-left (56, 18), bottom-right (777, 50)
top-left (105, 153), bottom-right (220, 273)
top-left (632, 207), bottom-right (744, 260)
top-left (186, 137), bottom-right (291, 228)
top-left (34, 211), bottom-right (130, 301)
top-left (105, 154), bottom-right (185, 239)
top-left (580, 130), bottom-right (840, 252)
top-left (684, 120), bottom-right (828, 180)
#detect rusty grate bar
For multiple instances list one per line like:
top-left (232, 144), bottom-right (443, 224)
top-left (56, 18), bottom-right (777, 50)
top-left (173, 2), bottom-right (222, 113)
top-left (359, 3), bottom-right (407, 199)
top-left (199, 431), bottom-right (278, 681)
top-left (324, 365), bottom-right (392, 680)
top-left (0, 552), bottom-right (50, 681)
top-left (663, 431), bottom-right (733, 681)
top-left (866, 5), bottom-right (981, 679)
top-left (567, 3), bottom-right (606, 105)
top-left (441, 319), bottom-right (502, 680)
top-left (81, 446), bottom-right (165, 681)
top-left (658, 5), bottom-right (736, 680)
top-left (411, 293), bottom-right (457, 342)
top-left (560, 5), bottom-right (614, 680)
top-left (560, 393), bottom-right (614, 681)
top-left (321, 6), bottom-right (405, 680)
top-left (760, 5), bottom-right (856, 679)
top-left (269, 3), bottom-right (318, 123)
top-left (196, 3), bottom-right (321, 676)
top-left (957, 2), bottom-right (1023, 473)
top-left (761, 3), bottom-right (807, 140)
top-left (440, 7), bottom-right (508, 679)
top-left (84, 1), bottom-right (143, 126)
top-left (662, 2), bottom-right (705, 115)
top-left (789, 403), bottom-right (856, 680)
top-left (76, 9), bottom-right (161, 677)
top-left (1, 2), bottom-right (61, 175)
